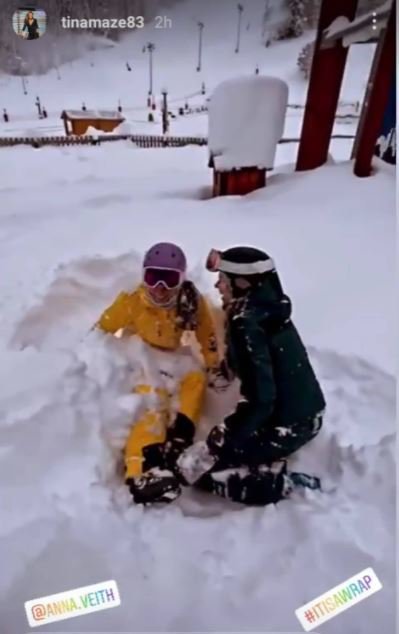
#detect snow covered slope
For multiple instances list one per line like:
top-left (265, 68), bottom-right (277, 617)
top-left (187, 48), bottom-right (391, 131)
top-left (0, 139), bottom-right (395, 633)
top-left (0, 0), bottom-right (374, 142)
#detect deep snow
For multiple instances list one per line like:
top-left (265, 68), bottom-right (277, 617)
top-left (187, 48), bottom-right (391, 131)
top-left (0, 142), bottom-right (395, 634)
top-left (0, 1), bottom-right (396, 632)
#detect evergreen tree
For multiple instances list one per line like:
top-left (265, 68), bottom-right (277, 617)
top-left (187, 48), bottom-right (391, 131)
top-left (287, 0), bottom-right (306, 37)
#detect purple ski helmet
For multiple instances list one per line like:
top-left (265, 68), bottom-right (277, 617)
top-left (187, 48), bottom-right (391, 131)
top-left (143, 242), bottom-right (187, 273)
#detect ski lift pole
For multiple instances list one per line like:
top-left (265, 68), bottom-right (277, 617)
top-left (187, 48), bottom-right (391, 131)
top-left (235, 4), bottom-right (243, 53)
top-left (147, 42), bottom-right (155, 96)
top-left (197, 22), bottom-right (204, 72)
top-left (35, 96), bottom-right (42, 116)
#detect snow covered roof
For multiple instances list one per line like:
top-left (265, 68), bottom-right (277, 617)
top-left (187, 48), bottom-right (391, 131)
top-left (321, 0), bottom-right (391, 47)
top-left (208, 76), bottom-right (288, 171)
top-left (61, 110), bottom-right (124, 120)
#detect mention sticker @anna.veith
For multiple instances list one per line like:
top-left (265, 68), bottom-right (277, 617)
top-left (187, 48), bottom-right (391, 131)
top-left (25, 579), bottom-right (120, 627)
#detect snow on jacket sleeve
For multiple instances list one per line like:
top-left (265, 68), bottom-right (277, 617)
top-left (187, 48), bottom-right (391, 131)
top-left (224, 312), bottom-right (276, 446)
top-left (97, 291), bottom-right (136, 334)
top-left (195, 294), bottom-right (220, 370)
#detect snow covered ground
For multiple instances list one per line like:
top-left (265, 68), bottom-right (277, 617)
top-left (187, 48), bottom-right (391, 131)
top-left (0, 1), bottom-right (396, 633)
top-left (0, 142), bottom-right (395, 633)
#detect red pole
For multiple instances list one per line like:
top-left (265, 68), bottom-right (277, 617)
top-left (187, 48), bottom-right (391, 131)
top-left (296, 0), bottom-right (359, 171)
top-left (353, 1), bottom-right (395, 177)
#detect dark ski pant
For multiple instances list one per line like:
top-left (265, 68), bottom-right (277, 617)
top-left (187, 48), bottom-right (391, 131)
top-left (195, 412), bottom-right (323, 506)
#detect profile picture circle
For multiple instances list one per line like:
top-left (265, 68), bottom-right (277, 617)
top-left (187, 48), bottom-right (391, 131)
top-left (12, 7), bottom-right (47, 40)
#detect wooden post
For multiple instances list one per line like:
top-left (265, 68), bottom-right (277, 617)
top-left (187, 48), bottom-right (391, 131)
top-left (213, 168), bottom-right (266, 196)
top-left (353, 1), bottom-right (395, 177)
top-left (62, 114), bottom-right (69, 136)
top-left (162, 89), bottom-right (169, 135)
top-left (296, 0), bottom-right (359, 171)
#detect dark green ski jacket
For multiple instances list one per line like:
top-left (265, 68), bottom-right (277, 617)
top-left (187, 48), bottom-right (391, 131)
top-left (224, 279), bottom-right (326, 449)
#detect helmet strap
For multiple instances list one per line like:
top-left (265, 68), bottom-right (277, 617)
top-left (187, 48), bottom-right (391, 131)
top-left (144, 285), bottom-right (178, 308)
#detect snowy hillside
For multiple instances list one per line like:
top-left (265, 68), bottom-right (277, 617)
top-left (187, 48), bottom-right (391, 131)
top-left (0, 1), bottom-right (395, 633)
top-left (0, 0), bottom-right (373, 142)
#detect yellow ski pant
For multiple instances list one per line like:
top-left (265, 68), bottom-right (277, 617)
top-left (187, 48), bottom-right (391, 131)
top-left (124, 370), bottom-right (207, 478)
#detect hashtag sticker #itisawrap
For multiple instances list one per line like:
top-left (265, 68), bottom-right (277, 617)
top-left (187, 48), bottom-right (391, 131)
top-left (295, 567), bottom-right (382, 631)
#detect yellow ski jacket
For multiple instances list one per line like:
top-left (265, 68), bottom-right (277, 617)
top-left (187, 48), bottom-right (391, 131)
top-left (98, 284), bottom-right (219, 368)
top-left (97, 284), bottom-right (220, 429)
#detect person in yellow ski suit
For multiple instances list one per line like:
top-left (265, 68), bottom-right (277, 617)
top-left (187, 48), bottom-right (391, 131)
top-left (97, 242), bottom-right (225, 504)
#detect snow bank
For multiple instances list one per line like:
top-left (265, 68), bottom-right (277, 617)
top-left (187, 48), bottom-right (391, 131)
top-left (113, 120), bottom-right (134, 135)
top-left (208, 75), bottom-right (289, 170)
top-left (10, 252), bottom-right (142, 350)
top-left (84, 121), bottom-right (133, 137)
top-left (0, 284), bottom-right (395, 633)
top-left (84, 125), bottom-right (100, 137)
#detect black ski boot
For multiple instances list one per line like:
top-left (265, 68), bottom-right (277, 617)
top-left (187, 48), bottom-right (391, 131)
top-left (288, 471), bottom-right (321, 491)
top-left (127, 468), bottom-right (182, 505)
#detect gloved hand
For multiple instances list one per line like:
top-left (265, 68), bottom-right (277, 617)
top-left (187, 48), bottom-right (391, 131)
top-left (176, 441), bottom-right (217, 485)
top-left (207, 361), bottom-right (234, 393)
top-left (163, 412), bottom-right (195, 473)
top-left (206, 422), bottom-right (228, 453)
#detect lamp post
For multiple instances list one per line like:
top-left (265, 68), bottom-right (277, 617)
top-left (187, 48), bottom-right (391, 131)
top-left (196, 21), bottom-right (204, 72)
top-left (146, 42), bottom-right (155, 96)
top-left (35, 95), bottom-right (42, 117)
top-left (235, 4), bottom-right (244, 53)
top-left (161, 87), bottom-right (169, 135)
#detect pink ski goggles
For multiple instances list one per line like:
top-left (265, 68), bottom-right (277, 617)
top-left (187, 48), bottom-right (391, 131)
top-left (143, 267), bottom-right (183, 290)
top-left (206, 248), bottom-right (222, 272)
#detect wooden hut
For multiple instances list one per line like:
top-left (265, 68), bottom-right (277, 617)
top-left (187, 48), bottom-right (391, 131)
top-left (61, 110), bottom-right (125, 136)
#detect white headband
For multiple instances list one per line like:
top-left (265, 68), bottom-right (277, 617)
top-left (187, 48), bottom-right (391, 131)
top-left (219, 258), bottom-right (276, 275)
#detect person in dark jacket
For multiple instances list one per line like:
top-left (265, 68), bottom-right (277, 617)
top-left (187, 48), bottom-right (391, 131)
top-left (22, 12), bottom-right (40, 40)
top-left (176, 246), bottom-right (326, 506)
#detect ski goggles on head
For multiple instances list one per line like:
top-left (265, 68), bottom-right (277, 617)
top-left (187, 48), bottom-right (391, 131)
top-left (206, 248), bottom-right (222, 272)
top-left (143, 267), bottom-right (183, 290)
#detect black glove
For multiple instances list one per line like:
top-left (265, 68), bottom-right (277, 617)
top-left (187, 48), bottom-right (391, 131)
top-left (206, 423), bottom-right (227, 454)
top-left (207, 368), bottom-right (230, 393)
top-left (164, 413), bottom-right (195, 472)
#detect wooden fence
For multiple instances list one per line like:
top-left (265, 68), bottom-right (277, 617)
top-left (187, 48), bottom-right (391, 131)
top-left (0, 133), bottom-right (354, 149)
top-left (0, 134), bottom-right (208, 148)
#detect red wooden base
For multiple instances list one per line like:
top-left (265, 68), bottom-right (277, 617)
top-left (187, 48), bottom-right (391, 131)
top-left (213, 167), bottom-right (266, 196)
